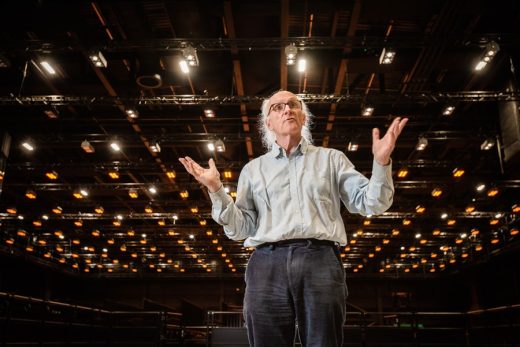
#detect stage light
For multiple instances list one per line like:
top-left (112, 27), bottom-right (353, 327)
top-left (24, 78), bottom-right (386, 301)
top-left (215, 138), bottom-right (225, 152)
top-left (204, 108), bottom-right (215, 118)
top-left (297, 58), bottom-right (306, 73)
top-left (40, 61), bottom-right (56, 75)
top-left (81, 140), bottom-right (95, 153)
top-left (379, 47), bottom-right (395, 64)
top-left (361, 106), bottom-right (374, 117)
top-left (480, 137), bottom-right (495, 150)
top-left (182, 45), bottom-right (198, 66)
top-left (285, 43), bottom-right (298, 65)
top-left (89, 51), bottom-right (107, 68)
top-left (125, 108), bottom-right (139, 118)
top-left (442, 106), bottom-right (455, 116)
top-left (179, 60), bottom-right (189, 73)
top-left (416, 137), bottom-right (428, 151)
top-left (347, 141), bottom-right (358, 151)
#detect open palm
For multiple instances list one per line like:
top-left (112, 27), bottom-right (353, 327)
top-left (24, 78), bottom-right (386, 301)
top-left (372, 117), bottom-right (408, 166)
top-left (178, 157), bottom-right (222, 192)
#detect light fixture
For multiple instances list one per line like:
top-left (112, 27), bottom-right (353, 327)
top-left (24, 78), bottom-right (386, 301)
top-left (125, 108), bottom-right (139, 119)
top-left (81, 140), bottom-right (95, 153)
top-left (108, 170), bottom-right (119, 179)
top-left (379, 47), bottom-right (395, 65)
top-left (223, 170), bottom-right (232, 179)
top-left (182, 45), bottom-right (198, 66)
top-left (150, 140), bottom-right (161, 153)
top-left (297, 58), bottom-right (306, 73)
top-left (45, 171), bottom-right (58, 180)
top-left (110, 141), bottom-right (121, 151)
top-left (179, 190), bottom-right (189, 199)
top-left (487, 187), bottom-right (499, 197)
top-left (397, 167), bottom-right (408, 178)
top-left (441, 212), bottom-right (448, 219)
top-left (128, 188), bottom-right (138, 198)
top-left (207, 142), bottom-right (215, 151)
top-left (6, 207), bottom-right (17, 214)
top-left (431, 187), bottom-right (443, 197)
top-left (361, 106), bottom-right (374, 117)
top-left (415, 205), bottom-right (426, 213)
top-left (416, 137), bottom-right (428, 151)
top-left (452, 168), bottom-right (465, 178)
top-left (476, 183), bottom-right (486, 192)
top-left (465, 204), bottom-right (476, 213)
top-left (215, 138), bottom-right (225, 152)
top-left (44, 106), bottom-right (59, 119)
top-left (89, 51), bottom-right (107, 68)
top-left (285, 43), bottom-right (298, 65)
top-left (148, 186), bottom-right (157, 194)
top-left (347, 141), bottom-right (358, 152)
top-left (204, 108), bottom-right (215, 118)
top-left (40, 61), bottom-right (57, 75)
top-left (52, 206), bottom-right (63, 214)
top-left (25, 189), bottom-right (37, 199)
top-left (166, 171), bottom-right (176, 179)
top-left (474, 41), bottom-right (499, 71)
top-left (21, 141), bottom-right (35, 151)
top-left (179, 60), bottom-right (189, 73)
top-left (442, 106), bottom-right (455, 116)
top-left (513, 204), bottom-right (520, 213)
top-left (480, 137), bottom-right (495, 150)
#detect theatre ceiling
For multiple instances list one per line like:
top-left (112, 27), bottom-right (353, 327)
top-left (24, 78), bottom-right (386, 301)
top-left (0, 0), bottom-right (519, 277)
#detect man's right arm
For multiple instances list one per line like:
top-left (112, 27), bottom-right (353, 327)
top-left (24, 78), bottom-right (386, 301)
top-left (209, 165), bottom-right (257, 241)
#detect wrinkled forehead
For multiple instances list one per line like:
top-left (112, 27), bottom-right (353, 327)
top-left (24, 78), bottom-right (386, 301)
top-left (268, 91), bottom-right (299, 106)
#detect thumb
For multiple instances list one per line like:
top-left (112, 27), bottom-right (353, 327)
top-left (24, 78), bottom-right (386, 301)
top-left (372, 128), bottom-right (380, 142)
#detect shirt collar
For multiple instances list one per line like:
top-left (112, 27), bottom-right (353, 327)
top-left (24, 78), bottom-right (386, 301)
top-left (270, 137), bottom-right (309, 158)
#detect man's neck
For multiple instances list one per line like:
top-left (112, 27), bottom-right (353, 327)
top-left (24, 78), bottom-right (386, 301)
top-left (275, 135), bottom-right (302, 156)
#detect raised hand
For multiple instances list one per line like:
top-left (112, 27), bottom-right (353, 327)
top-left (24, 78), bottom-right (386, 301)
top-left (372, 117), bottom-right (408, 166)
top-left (178, 156), bottom-right (222, 193)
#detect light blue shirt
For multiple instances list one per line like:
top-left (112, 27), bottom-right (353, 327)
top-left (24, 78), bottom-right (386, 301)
top-left (209, 138), bottom-right (394, 247)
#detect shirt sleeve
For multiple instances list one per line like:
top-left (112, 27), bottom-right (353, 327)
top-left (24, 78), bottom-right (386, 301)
top-left (336, 152), bottom-right (394, 216)
top-left (209, 164), bottom-right (258, 240)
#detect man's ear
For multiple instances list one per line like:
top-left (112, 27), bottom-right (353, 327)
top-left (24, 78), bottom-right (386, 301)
top-left (266, 117), bottom-right (273, 130)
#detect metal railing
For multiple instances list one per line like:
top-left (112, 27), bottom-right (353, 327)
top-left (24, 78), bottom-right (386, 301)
top-left (0, 292), bottom-right (183, 346)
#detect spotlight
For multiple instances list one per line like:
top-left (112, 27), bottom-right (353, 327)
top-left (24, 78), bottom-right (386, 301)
top-left (442, 106), bottom-right (455, 116)
top-left (215, 138), bottom-right (226, 152)
top-left (347, 141), bottom-right (358, 152)
top-left (110, 141), bottom-right (121, 151)
top-left (379, 47), bottom-right (395, 65)
top-left (150, 140), bottom-right (161, 153)
top-left (148, 186), bottom-right (157, 194)
top-left (40, 61), bottom-right (57, 75)
top-left (125, 108), bottom-right (139, 119)
top-left (81, 140), bottom-right (95, 153)
top-left (285, 43), bottom-right (298, 65)
top-left (361, 106), bottom-right (374, 117)
top-left (204, 108), bottom-right (215, 118)
top-left (89, 51), bottom-right (107, 68)
top-left (207, 142), bottom-right (215, 151)
top-left (182, 45), bottom-right (198, 66)
top-left (297, 58), bottom-right (306, 73)
top-left (474, 41), bottom-right (499, 71)
top-left (179, 60), bottom-right (189, 74)
top-left (480, 137), bottom-right (495, 150)
top-left (416, 137), bottom-right (428, 151)
top-left (21, 141), bottom-right (35, 151)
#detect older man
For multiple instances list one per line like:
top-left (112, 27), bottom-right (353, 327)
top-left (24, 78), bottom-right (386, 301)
top-left (179, 90), bottom-right (407, 347)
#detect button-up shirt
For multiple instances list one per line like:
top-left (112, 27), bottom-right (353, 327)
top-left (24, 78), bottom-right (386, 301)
top-left (209, 138), bottom-right (394, 247)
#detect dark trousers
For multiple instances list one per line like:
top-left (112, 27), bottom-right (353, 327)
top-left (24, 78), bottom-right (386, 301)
top-left (243, 240), bottom-right (348, 347)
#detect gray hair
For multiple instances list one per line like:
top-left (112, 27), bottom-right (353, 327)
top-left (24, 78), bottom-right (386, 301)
top-left (258, 91), bottom-right (314, 151)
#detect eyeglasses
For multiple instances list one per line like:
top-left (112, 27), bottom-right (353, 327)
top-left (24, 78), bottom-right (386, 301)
top-left (268, 98), bottom-right (302, 114)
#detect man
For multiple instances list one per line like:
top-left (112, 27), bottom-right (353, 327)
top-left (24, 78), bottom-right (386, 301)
top-left (179, 90), bottom-right (407, 347)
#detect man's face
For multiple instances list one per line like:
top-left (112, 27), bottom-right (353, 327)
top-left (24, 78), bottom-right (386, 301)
top-left (266, 91), bottom-right (306, 139)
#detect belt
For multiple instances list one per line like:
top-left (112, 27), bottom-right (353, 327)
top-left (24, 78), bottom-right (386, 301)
top-left (256, 238), bottom-right (337, 249)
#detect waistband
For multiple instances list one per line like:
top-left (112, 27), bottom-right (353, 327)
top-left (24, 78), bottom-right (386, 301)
top-left (256, 238), bottom-right (337, 249)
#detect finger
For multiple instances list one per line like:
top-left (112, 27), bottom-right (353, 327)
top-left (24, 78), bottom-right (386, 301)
top-left (389, 117), bottom-right (401, 134)
top-left (208, 158), bottom-right (218, 172)
top-left (372, 128), bottom-right (380, 142)
top-left (185, 156), bottom-right (204, 171)
top-left (396, 118), bottom-right (409, 136)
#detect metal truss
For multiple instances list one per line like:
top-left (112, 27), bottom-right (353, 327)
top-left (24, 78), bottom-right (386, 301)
top-left (2, 91), bottom-right (520, 106)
